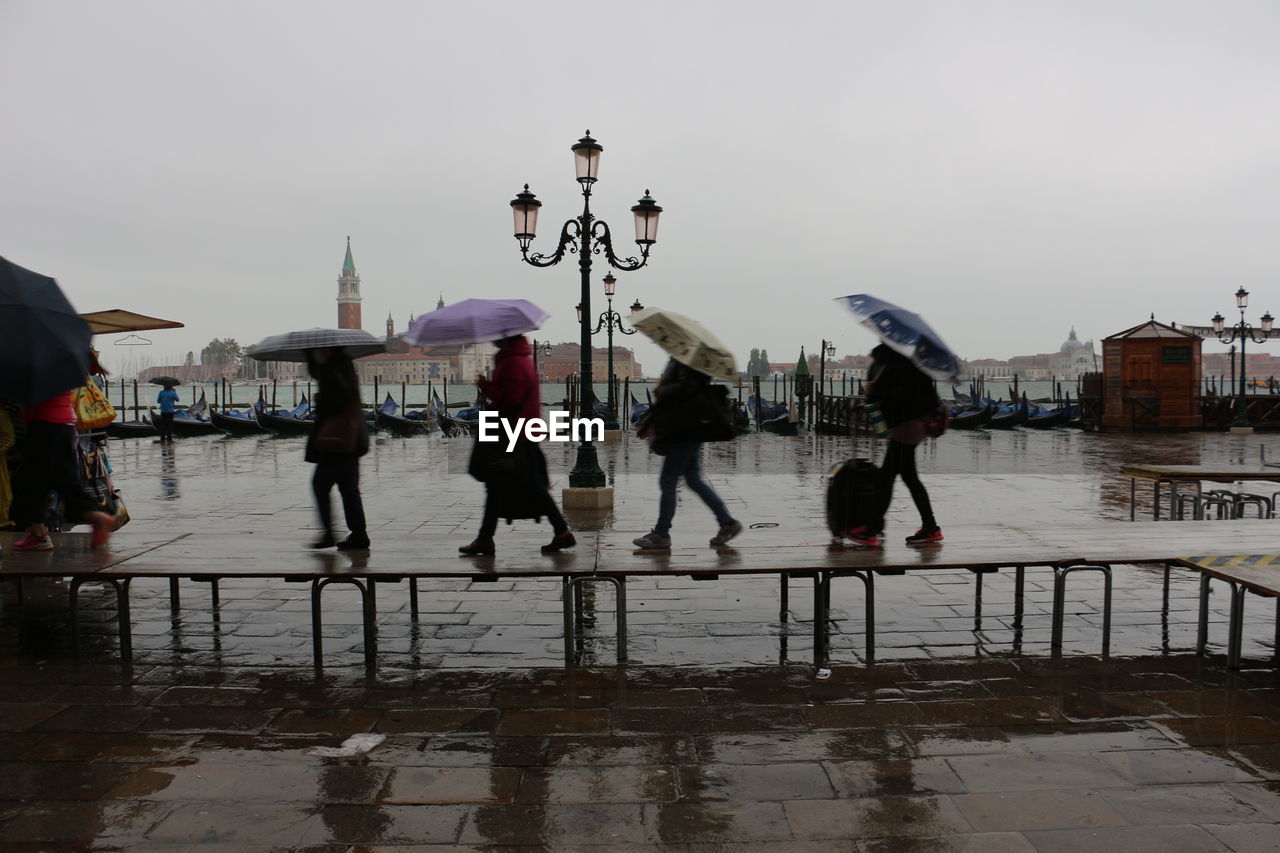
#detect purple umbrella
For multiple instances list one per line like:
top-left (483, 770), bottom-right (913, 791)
top-left (404, 298), bottom-right (549, 346)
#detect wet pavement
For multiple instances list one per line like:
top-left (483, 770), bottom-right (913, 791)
top-left (2, 429), bottom-right (1279, 850)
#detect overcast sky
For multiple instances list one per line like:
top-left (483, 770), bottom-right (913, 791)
top-left (5, 0), bottom-right (1280, 377)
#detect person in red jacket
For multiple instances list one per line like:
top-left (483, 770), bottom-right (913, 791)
top-left (459, 335), bottom-right (575, 555)
top-left (10, 390), bottom-right (114, 551)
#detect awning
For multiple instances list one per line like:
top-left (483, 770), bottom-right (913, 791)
top-left (79, 309), bottom-right (185, 335)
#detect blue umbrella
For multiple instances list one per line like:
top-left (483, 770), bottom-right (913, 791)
top-left (839, 294), bottom-right (961, 381)
top-left (0, 257), bottom-right (92, 404)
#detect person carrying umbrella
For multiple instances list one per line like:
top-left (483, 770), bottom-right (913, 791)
top-left (304, 347), bottom-right (370, 550)
top-left (458, 335), bottom-right (575, 556)
top-left (155, 382), bottom-right (179, 442)
top-left (838, 294), bottom-right (956, 547)
top-left (0, 258), bottom-right (114, 550)
top-left (399, 298), bottom-right (574, 556)
top-left (248, 328), bottom-right (386, 550)
top-left (848, 343), bottom-right (944, 546)
top-left (629, 307), bottom-right (743, 550)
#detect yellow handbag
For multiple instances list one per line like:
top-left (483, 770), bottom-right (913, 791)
top-left (73, 378), bottom-right (117, 430)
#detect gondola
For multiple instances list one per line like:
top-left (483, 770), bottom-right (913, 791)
top-left (760, 412), bottom-right (802, 435)
top-left (988, 396), bottom-right (1030, 430)
top-left (210, 407), bottom-right (266, 435)
top-left (430, 391), bottom-right (465, 437)
top-left (630, 391), bottom-right (651, 425)
top-left (159, 394), bottom-right (223, 437)
top-left (375, 394), bottom-right (430, 436)
top-left (166, 411), bottom-right (223, 437)
top-left (256, 410), bottom-right (313, 436)
top-left (748, 394), bottom-right (788, 423)
top-left (948, 404), bottom-right (994, 430)
top-left (106, 418), bottom-right (159, 439)
top-left (1023, 408), bottom-right (1070, 429)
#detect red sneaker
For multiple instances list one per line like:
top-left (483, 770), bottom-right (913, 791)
top-left (905, 527), bottom-right (943, 545)
top-left (13, 534), bottom-right (53, 551)
top-left (845, 526), bottom-right (882, 548)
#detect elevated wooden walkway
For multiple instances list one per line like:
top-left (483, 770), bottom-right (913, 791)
top-left (3, 521), bottom-right (1279, 670)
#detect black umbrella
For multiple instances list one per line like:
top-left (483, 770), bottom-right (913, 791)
top-left (149, 376), bottom-right (183, 387)
top-left (0, 257), bottom-right (91, 404)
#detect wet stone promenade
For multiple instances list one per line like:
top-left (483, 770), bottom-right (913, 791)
top-left (1, 429), bottom-right (1279, 851)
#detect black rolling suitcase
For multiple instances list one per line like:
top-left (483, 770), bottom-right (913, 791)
top-left (826, 458), bottom-right (878, 540)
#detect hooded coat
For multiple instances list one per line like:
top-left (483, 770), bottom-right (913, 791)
top-left (479, 336), bottom-right (540, 422)
top-left (866, 344), bottom-right (939, 429)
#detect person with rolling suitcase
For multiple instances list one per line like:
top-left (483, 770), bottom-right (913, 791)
top-left (847, 344), bottom-right (944, 547)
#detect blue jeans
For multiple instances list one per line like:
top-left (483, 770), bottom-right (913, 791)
top-left (655, 441), bottom-right (733, 536)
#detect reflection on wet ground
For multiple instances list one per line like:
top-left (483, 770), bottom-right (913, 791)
top-left (2, 430), bottom-right (1279, 849)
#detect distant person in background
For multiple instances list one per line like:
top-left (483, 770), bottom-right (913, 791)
top-left (458, 335), bottom-right (575, 556)
top-left (156, 383), bottom-right (179, 442)
top-left (851, 344), bottom-right (943, 547)
top-left (305, 348), bottom-right (371, 550)
top-left (10, 389), bottom-right (114, 551)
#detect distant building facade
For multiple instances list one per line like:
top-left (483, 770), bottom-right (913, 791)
top-left (964, 328), bottom-right (1096, 381)
top-left (535, 343), bottom-right (642, 381)
top-left (353, 309), bottom-right (496, 384)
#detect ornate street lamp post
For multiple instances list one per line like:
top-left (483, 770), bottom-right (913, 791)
top-left (818, 339), bottom-right (836, 396)
top-left (582, 273), bottom-right (640, 431)
top-left (531, 338), bottom-right (554, 381)
top-left (510, 131), bottom-right (662, 487)
top-left (1212, 287), bottom-right (1273, 429)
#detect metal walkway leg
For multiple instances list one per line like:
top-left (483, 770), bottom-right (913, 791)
top-left (69, 577), bottom-right (133, 659)
top-left (563, 575), bottom-right (627, 664)
top-left (311, 577), bottom-right (376, 670)
top-left (816, 570), bottom-right (874, 667)
top-left (1051, 561), bottom-right (1112, 656)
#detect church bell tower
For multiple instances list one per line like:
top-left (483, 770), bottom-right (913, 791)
top-left (337, 236), bottom-right (363, 329)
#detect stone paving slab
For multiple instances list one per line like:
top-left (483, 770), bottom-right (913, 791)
top-left (2, 430), bottom-right (1280, 848)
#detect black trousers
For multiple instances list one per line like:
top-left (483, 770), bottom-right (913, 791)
top-left (312, 457), bottom-right (366, 535)
top-left (872, 440), bottom-right (936, 534)
top-left (12, 421), bottom-right (96, 526)
top-left (157, 412), bottom-right (175, 441)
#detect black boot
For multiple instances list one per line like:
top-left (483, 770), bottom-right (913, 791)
top-left (458, 537), bottom-right (495, 556)
top-left (541, 531), bottom-right (576, 553)
top-left (336, 532), bottom-right (370, 551)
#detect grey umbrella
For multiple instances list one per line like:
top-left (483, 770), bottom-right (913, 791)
top-left (247, 328), bottom-right (386, 362)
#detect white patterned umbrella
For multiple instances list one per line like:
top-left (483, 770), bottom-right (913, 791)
top-left (247, 328), bottom-right (385, 362)
top-left (630, 307), bottom-right (737, 381)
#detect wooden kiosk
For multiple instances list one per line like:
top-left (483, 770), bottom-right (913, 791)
top-left (1099, 319), bottom-right (1202, 432)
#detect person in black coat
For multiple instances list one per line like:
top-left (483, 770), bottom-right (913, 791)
top-left (304, 348), bottom-right (370, 550)
top-left (855, 344), bottom-right (942, 546)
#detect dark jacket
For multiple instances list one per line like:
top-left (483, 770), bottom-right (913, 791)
top-left (645, 359), bottom-right (730, 444)
top-left (866, 344), bottom-right (939, 429)
top-left (304, 352), bottom-right (369, 463)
